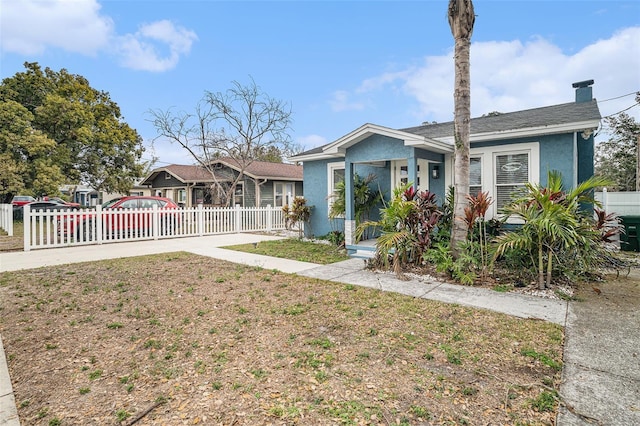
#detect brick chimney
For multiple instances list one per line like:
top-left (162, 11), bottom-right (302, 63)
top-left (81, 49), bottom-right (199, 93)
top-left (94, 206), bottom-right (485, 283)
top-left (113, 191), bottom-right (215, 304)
top-left (572, 79), bottom-right (594, 103)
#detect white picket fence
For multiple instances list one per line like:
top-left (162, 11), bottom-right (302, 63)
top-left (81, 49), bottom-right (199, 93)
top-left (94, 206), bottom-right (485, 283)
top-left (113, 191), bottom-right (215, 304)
top-left (23, 204), bottom-right (287, 251)
top-left (595, 190), bottom-right (640, 216)
top-left (0, 204), bottom-right (13, 236)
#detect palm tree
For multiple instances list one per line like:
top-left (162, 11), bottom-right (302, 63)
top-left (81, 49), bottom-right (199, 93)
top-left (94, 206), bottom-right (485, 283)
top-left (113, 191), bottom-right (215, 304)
top-left (448, 0), bottom-right (476, 257)
top-left (494, 171), bottom-right (610, 289)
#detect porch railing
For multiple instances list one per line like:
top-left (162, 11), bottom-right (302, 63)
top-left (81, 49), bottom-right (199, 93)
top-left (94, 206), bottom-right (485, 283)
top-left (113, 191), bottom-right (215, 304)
top-left (23, 204), bottom-right (286, 251)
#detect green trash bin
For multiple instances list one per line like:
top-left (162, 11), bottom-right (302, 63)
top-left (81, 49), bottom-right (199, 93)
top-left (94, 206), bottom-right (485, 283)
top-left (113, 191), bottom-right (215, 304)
top-left (619, 216), bottom-right (640, 252)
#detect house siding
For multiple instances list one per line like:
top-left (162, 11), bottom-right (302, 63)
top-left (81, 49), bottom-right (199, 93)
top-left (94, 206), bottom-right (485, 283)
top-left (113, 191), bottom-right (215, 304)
top-left (577, 133), bottom-right (594, 185)
top-left (303, 160), bottom-right (335, 237)
top-left (151, 174), bottom-right (184, 188)
top-left (243, 178), bottom-right (256, 207)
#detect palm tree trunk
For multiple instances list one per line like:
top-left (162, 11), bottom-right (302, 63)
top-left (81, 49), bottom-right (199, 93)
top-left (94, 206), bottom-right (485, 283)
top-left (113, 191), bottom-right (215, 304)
top-left (546, 247), bottom-right (553, 288)
top-left (538, 244), bottom-right (546, 290)
top-left (448, 0), bottom-right (475, 257)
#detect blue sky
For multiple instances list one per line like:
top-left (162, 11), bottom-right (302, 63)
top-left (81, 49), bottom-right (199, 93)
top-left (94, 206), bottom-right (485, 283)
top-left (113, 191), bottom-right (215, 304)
top-left (1, 0), bottom-right (639, 167)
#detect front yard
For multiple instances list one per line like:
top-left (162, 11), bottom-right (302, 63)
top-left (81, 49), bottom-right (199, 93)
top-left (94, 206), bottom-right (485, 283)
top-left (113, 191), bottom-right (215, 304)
top-left (0, 252), bottom-right (564, 425)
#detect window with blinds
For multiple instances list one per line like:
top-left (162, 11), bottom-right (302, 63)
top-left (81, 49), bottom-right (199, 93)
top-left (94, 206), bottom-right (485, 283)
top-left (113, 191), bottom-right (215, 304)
top-left (495, 153), bottom-right (529, 208)
top-left (469, 157), bottom-right (482, 196)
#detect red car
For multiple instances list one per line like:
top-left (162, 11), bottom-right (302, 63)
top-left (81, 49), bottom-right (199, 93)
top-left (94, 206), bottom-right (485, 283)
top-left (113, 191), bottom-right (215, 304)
top-left (60, 196), bottom-right (180, 240)
top-left (11, 195), bottom-right (36, 207)
top-left (49, 197), bottom-right (81, 208)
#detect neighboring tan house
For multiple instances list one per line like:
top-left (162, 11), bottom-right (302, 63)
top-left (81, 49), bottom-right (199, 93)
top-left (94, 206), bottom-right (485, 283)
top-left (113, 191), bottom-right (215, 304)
top-left (289, 80), bottom-right (601, 246)
top-left (141, 159), bottom-right (303, 208)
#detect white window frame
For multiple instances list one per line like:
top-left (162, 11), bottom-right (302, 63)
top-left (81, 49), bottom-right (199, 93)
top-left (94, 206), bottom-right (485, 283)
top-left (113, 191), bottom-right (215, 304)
top-left (469, 155), bottom-right (483, 197)
top-left (233, 182), bottom-right (244, 207)
top-left (327, 161), bottom-right (345, 217)
top-left (274, 182), bottom-right (295, 208)
top-left (470, 142), bottom-right (539, 219)
top-left (177, 189), bottom-right (187, 204)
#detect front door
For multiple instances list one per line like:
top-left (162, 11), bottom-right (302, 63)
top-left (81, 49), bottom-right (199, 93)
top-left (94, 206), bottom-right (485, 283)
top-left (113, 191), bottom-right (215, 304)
top-left (392, 159), bottom-right (429, 191)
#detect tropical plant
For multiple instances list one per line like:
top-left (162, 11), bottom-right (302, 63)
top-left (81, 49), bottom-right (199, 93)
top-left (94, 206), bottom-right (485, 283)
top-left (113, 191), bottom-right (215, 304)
top-left (594, 207), bottom-right (625, 245)
top-left (282, 196), bottom-right (312, 239)
top-left (463, 190), bottom-right (493, 281)
top-left (423, 241), bottom-right (478, 285)
top-left (493, 170), bottom-right (611, 289)
top-left (357, 183), bottom-right (441, 274)
top-left (433, 185), bottom-right (455, 243)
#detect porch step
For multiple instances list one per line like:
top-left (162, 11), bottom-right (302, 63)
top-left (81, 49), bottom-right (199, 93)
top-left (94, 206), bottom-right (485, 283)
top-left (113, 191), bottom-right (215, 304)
top-left (346, 243), bottom-right (376, 259)
top-left (350, 249), bottom-right (375, 259)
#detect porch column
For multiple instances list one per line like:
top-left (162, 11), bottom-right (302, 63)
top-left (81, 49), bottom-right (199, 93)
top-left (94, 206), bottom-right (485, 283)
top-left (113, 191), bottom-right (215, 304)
top-left (344, 161), bottom-right (356, 246)
top-left (408, 155), bottom-right (418, 189)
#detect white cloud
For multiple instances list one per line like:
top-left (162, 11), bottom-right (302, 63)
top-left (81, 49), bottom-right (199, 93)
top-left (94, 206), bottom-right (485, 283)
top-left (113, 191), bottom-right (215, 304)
top-left (0, 0), bottom-right (198, 72)
top-left (342, 27), bottom-right (640, 124)
top-left (115, 20), bottom-right (198, 72)
top-left (329, 90), bottom-right (366, 112)
top-left (0, 0), bottom-right (113, 55)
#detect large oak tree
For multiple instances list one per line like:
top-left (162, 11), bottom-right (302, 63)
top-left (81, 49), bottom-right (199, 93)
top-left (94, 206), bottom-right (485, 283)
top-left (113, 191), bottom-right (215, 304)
top-left (0, 62), bottom-right (144, 202)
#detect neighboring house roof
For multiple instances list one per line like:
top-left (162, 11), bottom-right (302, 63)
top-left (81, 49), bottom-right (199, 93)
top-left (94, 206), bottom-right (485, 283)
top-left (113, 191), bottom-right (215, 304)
top-left (216, 157), bottom-right (303, 181)
top-left (141, 160), bottom-right (303, 186)
top-left (141, 164), bottom-right (218, 185)
top-left (290, 99), bottom-right (601, 161)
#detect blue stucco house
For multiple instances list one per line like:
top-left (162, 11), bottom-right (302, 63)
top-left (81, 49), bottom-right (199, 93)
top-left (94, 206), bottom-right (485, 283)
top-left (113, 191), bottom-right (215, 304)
top-left (290, 81), bottom-right (601, 251)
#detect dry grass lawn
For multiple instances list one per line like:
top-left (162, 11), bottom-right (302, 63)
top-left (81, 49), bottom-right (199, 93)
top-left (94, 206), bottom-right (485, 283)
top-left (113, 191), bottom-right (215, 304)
top-left (0, 252), bottom-right (565, 425)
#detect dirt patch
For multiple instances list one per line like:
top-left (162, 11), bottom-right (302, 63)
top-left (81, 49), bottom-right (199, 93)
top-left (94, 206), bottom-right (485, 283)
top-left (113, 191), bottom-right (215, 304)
top-left (0, 227), bottom-right (22, 252)
top-left (1, 253), bottom-right (564, 425)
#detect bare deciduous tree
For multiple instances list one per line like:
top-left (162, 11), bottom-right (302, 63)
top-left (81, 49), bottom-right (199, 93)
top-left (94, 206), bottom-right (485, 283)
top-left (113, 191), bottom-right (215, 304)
top-left (148, 78), bottom-right (294, 206)
top-left (448, 0), bottom-right (475, 256)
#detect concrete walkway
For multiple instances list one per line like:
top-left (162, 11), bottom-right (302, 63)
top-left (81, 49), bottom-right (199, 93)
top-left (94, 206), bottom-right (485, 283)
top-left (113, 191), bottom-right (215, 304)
top-left (1, 234), bottom-right (638, 425)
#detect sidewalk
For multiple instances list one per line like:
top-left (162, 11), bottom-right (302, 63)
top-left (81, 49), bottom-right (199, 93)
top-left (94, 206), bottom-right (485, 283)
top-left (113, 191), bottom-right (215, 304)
top-left (1, 235), bottom-right (638, 425)
top-left (556, 270), bottom-right (640, 425)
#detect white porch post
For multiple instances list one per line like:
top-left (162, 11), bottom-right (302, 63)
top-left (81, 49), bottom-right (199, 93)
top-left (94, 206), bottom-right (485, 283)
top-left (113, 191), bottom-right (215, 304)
top-left (344, 161), bottom-right (356, 246)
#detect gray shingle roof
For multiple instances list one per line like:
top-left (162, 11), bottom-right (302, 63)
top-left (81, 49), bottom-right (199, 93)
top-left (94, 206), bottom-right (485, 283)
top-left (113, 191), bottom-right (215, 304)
top-left (401, 100), bottom-right (601, 139)
top-left (293, 100), bottom-right (601, 157)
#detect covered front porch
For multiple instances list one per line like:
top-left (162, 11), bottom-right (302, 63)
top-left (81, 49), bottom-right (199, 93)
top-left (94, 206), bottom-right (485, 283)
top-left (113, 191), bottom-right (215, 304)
top-left (336, 126), bottom-right (453, 256)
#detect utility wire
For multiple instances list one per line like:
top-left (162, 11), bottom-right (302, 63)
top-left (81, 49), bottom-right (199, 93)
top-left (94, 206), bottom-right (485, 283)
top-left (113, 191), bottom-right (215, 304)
top-left (598, 91), bottom-right (639, 103)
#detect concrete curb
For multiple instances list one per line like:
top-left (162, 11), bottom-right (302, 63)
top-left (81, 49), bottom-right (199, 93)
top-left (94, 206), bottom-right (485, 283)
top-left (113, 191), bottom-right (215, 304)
top-left (0, 335), bottom-right (20, 426)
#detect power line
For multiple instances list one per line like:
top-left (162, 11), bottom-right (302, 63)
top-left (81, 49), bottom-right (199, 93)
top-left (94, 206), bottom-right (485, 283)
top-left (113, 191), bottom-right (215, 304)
top-left (601, 101), bottom-right (640, 120)
top-left (598, 91), bottom-right (639, 103)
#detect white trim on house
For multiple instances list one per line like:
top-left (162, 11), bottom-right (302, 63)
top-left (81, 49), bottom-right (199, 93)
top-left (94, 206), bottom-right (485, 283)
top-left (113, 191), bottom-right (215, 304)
top-left (327, 161), bottom-right (345, 217)
top-left (292, 124), bottom-right (453, 162)
top-left (438, 120), bottom-right (600, 144)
